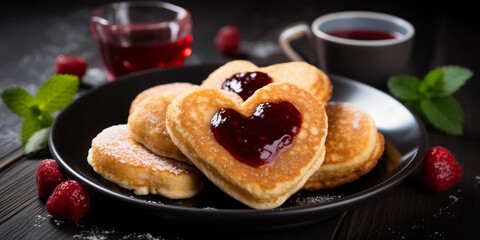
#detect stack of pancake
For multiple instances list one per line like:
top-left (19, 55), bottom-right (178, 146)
top-left (87, 60), bottom-right (384, 209)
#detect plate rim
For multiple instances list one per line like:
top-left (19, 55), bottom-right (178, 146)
top-left (49, 64), bottom-right (428, 218)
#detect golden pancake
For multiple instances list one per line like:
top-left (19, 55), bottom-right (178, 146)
top-left (200, 60), bottom-right (332, 103)
top-left (88, 124), bottom-right (203, 199)
top-left (303, 102), bottom-right (385, 190)
top-left (166, 83), bottom-right (328, 209)
top-left (128, 83), bottom-right (198, 163)
top-left (129, 82), bottom-right (198, 114)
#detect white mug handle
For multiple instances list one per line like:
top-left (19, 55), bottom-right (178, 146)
top-left (279, 23), bottom-right (317, 65)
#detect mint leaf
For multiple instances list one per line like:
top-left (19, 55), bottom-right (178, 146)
top-left (24, 128), bottom-right (50, 154)
top-left (38, 111), bottom-right (54, 127)
top-left (388, 65), bottom-right (472, 135)
top-left (421, 96), bottom-right (463, 135)
top-left (1, 87), bottom-right (36, 117)
top-left (387, 75), bottom-right (423, 101)
top-left (1, 74), bottom-right (80, 154)
top-left (419, 67), bottom-right (444, 97)
top-left (441, 66), bottom-right (473, 95)
top-left (29, 104), bottom-right (42, 116)
top-left (36, 74), bottom-right (79, 112)
top-left (21, 116), bottom-right (42, 146)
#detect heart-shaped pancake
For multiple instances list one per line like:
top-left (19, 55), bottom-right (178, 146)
top-left (128, 83), bottom-right (198, 162)
top-left (166, 82), bottom-right (328, 209)
top-left (303, 102), bottom-right (384, 190)
top-left (200, 60), bottom-right (333, 103)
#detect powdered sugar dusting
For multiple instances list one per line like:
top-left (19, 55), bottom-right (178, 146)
top-left (387, 189), bottom-right (462, 239)
top-left (351, 118), bottom-right (360, 129)
top-left (475, 176), bottom-right (480, 184)
top-left (120, 233), bottom-right (165, 240)
top-left (342, 103), bottom-right (362, 128)
top-left (202, 207), bottom-right (217, 210)
top-left (33, 214), bottom-right (51, 227)
top-left (32, 213), bottom-right (167, 239)
top-left (327, 102), bottom-right (366, 130)
top-left (92, 124), bottom-right (193, 175)
top-left (293, 194), bottom-right (344, 205)
top-left (72, 225), bottom-right (167, 240)
top-left (73, 226), bottom-right (116, 240)
top-left (448, 195), bottom-right (459, 203)
top-left (143, 109), bottom-right (164, 127)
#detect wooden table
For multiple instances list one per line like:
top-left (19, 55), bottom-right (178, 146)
top-left (1, 0), bottom-right (479, 239)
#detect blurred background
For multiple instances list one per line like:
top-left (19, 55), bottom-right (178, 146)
top-left (1, 0), bottom-right (479, 145)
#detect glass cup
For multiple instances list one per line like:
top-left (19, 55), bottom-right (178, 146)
top-left (90, 1), bottom-right (192, 81)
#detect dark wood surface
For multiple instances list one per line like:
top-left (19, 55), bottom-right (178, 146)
top-left (1, 0), bottom-right (479, 239)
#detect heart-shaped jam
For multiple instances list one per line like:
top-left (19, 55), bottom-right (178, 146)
top-left (210, 101), bottom-right (302, 167)
top-left (222, 71), bottom-right (273, 101)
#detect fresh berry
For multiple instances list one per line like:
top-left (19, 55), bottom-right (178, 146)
top-left (421, 146), bottom-right (463, 192)
top-left (46, 180), bottom-right (90, 221)
top-left (54, 55), bottom-right (88, 80)
top-left (214, 25), bottom-right (240, 56)
top-left (36, 159), bottom-right (65, 198)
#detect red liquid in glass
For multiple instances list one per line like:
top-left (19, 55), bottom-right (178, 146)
top-left (326, 29), bottom-right (398, 40)
top-left (97, 35), bottom-right (192, 81)
top-left (210, 101), bottom-right (302, 168)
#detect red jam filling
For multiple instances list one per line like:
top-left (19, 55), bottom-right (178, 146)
top-left (222, 71), bottom-right (273, 101)
top-left (210, 101), bottom-right (302, 167)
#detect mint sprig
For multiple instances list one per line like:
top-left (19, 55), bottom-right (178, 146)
top-left (1, 74), bottom-right (79, 154)
top-left (388, 66), bottom-right (473, 135)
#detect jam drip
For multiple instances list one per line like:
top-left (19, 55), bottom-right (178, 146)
top-left (210, 101), bottom-right (302, 167)
top-left (222, 72), bottom-right (273, 101)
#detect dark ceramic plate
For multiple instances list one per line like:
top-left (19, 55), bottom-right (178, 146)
top-left (49, 65), bottom-right (427, 231)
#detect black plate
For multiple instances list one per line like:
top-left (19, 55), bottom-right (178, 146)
top-left (49, 65), bottom-right (427, 231)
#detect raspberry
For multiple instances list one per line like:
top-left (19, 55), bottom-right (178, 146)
top-left (46, 180), bottom-right (90, 221)
top-left (36, 159), bottom-right (65, 198)
top-left (54, 55), bottom-right (88, 80)
top-left (215, 25), bottom-right (240, 56)
top-left (421, 146), bottom-right (463, 192)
